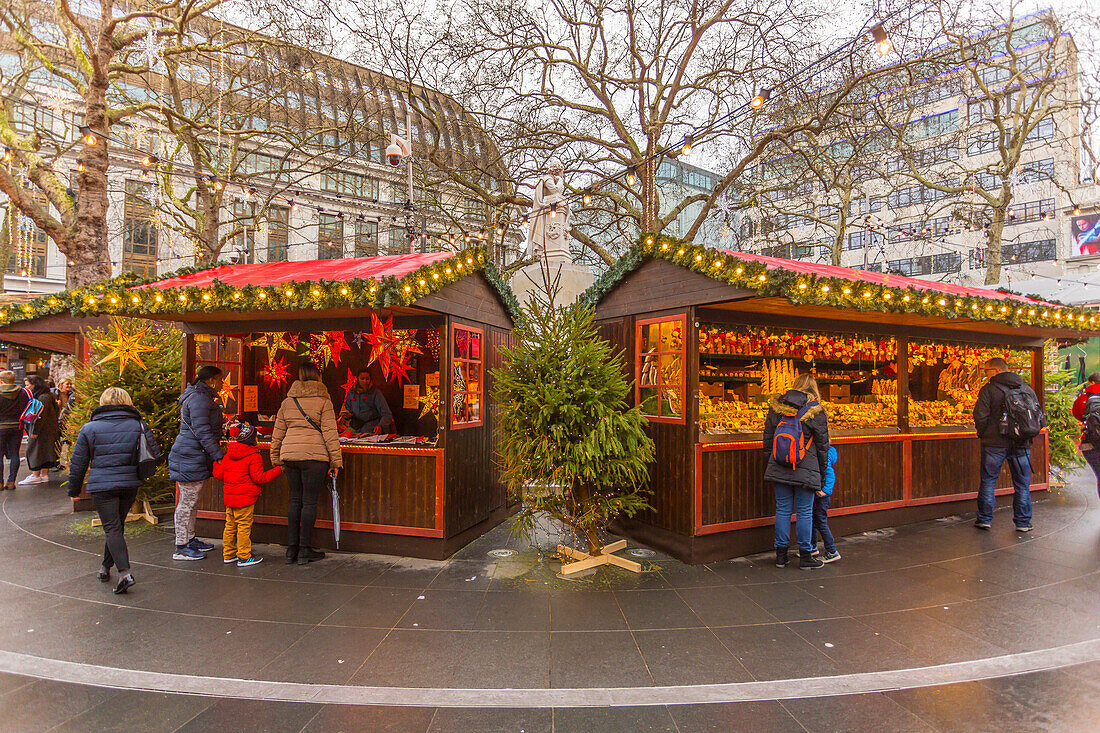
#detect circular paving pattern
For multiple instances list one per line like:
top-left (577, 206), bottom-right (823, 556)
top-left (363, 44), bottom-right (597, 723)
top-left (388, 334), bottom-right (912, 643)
top-left (1, 470), bottom-right (1098, 711)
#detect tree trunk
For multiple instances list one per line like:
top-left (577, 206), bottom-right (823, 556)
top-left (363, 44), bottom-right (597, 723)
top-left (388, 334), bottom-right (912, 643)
top-left (984, 204), bottom-right (1008, 285)
top-left (69, 52), bottom-right (114, 288)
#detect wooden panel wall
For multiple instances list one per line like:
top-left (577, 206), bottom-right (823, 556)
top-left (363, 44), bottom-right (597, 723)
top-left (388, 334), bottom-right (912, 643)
top-left (200, 448), bottom-right (438, 529)
top-left (829, 440), bottom-right (904, 509)
top-left (911, 435), bottom-right (1047, 499)
top-left (413, 273), bottom-right (511, 329)
top-left (595, 260), bottom-right (754, 319)
top-left (698, 440), bottom-right (903, 526)
top-left (641, 422), bottom-right (694, 533)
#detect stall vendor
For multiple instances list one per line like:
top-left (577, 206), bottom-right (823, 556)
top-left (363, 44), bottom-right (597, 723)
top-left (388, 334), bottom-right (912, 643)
top-left (341, 368), bottom-right (394, 434)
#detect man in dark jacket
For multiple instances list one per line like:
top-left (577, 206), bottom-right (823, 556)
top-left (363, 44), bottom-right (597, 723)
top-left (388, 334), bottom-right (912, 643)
top-left (762, 382), bottom-right (830, 569)
top-left (67, 387), bottom-right (161, 593)
top-left (0, 370), bottom-right (29, 490)
top-left (972, 357), bottom-right (1041, 531)
top-left (167, 365), bottom-right (225, 560)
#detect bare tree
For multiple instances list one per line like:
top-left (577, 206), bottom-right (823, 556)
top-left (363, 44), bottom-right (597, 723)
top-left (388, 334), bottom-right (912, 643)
top-left (0, 0), bottom-right (228, 287)
top-left (337, 0), bottom-right (908, 267)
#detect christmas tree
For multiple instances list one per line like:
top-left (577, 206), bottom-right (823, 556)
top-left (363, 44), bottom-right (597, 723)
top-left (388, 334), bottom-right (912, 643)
top-left (65, 317), bottom-right (183, 503)
top-left (493, 296), bottom-right (654, 558)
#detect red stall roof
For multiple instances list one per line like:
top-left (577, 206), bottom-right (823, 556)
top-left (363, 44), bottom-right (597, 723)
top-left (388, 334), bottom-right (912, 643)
top-left (719, 250), bottom-right (1049, 306)
top-left (137, 252), bottom-right (455, 290)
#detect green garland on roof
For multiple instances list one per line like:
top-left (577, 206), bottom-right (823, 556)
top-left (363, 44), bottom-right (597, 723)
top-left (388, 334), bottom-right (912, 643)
top-left (56, 247), bottom-right (519, 324)
top-left (581, 233), bottom-right (1099, 333)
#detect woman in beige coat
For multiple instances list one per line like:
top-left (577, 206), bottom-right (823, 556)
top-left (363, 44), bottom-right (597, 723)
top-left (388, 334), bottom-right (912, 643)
top-left (270, 362), bottom-right (343, 565)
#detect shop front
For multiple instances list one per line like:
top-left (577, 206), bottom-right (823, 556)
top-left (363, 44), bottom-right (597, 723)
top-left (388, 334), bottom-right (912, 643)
top-left (115, 248), bottom-right (518, 559)
top-left (587, 237), bottom-right (1096, 563)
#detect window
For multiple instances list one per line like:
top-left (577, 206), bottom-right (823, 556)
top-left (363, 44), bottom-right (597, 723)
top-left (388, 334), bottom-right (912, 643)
top-left (320, 170), bottom-right (379, 200)
top-left (971, 170), bottom-right (1001, 190)
top-left (1018, 158), bottom-right (1054, 184)
top-left (267, 205), bottom-right (288, 262)
top-left (1024, 116), bottom-right (1054, 143)
top-left (933, 253), bottom-right (962, 273)
top-left (904, 109), bottom-right (958, 142)
top-left (968, 131), bottom-right (999, 157)
top-left (869, 197), bottom-right (885, 213)
top-left (318, 213), bottom-right (343, 259)
top-left (819, 204), bottom-right (840, 222)
top-left (1006, 198), bottom-right (1055, 226)
top-left (194, 336), bottom-right (242, 417)
top-left (450, 324), bottom-right (483, 428)
top-left (887, 256), bottom-right (932, 276)
top-left (636, 314), bottom-right (685, 423)
top-left (354, 220), bottom-right (378, 257)
top-left (122, 180), bottom-right (157, 278)
top-left (388, 227), bottom-right (407, 255)
top-left (1004, 239), bottom-right (1056, 264)
top-left (8, 194), bottom-right (49, 278)
top-left (462, 197), bottom-right (485, 221)
top-left (846, 230), bottom-right (869, 251)
top-left (969, 249), bottom-right (985, 269)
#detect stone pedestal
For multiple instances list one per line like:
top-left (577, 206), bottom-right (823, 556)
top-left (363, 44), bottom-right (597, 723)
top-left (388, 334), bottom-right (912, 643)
top-left (510, 261), bottom-right (595, 308)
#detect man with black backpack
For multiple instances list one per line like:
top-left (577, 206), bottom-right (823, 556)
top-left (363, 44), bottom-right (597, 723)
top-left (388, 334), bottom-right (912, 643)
top-left (972, 357), bottom-right (1045, 532)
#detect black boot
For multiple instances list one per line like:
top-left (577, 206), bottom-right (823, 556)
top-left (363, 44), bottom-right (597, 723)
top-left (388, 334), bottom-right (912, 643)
top-left (297, 547), bottom-right (325, 565)
top-left (285, 546), bottom-right (298, 564)
top-left (775, 546), bottom-right (789, 567)
top-left (799, 550), bottom-right (823, 570)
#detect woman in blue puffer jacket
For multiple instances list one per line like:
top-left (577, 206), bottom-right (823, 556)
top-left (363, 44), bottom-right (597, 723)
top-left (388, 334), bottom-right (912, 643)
top-left (167, 365), bottom-right (225, 561)
top-left (68, 387), bottom-right (161, 594)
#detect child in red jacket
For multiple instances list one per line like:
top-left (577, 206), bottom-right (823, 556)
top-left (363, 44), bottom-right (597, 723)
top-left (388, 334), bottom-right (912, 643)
top-left (213, 422), bottom-right (282, 567)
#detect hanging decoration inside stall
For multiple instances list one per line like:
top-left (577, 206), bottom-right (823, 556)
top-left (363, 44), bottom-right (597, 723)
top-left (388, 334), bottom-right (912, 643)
top-left (261, 356), bottom-right (290, 389)
top-left (351, 330), bottom-right (367, 348)
top-left (340, 367), bottom-right (357, 402)
top-left (217, 371), bottom-right (238, 409)
top-left (363, 314), bottom-right (423, 382)
top-left (284, 332), bottom-right (300, 349)
top-left (308, 330), bottom-right (350, 367)
top-left (418, 386), bottom-right (440, 419)
top-left (94, 318), bottom-right (157, 376)
top-left (365, 313), bottom-right (398, 366)
top-left (249, 332), bottom-right (292, 363)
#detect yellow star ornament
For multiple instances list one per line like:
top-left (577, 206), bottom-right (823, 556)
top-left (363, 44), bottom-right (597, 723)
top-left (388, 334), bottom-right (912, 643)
top-left (418, 386), bottom-right (440, 419)
top-left (95, 318), bottom-right (157, 377)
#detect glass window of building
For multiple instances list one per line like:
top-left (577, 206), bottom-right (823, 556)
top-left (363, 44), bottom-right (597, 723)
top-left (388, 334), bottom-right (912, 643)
top-left (267, 205), bottom-right (289, 262)
top-left (122, 180), bottom-right (157, 278)
top-left (318, 212), bottom-right (343, 259)
top-left (355, 219), bottom-right (378, 257)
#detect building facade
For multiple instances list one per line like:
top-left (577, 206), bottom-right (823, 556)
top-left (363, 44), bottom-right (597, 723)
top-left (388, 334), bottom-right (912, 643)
top-left (736, 12), bottom-right (1091, 290)
top-left (0, 20), bottom-right (518, 295)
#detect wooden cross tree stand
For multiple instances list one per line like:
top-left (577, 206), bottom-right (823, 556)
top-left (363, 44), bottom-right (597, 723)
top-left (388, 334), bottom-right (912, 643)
top-left (557, 539), bottom-right (642, 575)
top-left (90, 500), bottom-right (159, 527)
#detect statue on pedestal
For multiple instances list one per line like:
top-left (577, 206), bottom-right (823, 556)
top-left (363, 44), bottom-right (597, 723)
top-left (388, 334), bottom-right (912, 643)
top-left (526, 158), bottom-right (571, 263)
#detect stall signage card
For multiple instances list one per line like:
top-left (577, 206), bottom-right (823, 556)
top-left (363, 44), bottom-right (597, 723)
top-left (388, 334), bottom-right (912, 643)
top-left (403, 384), bottom-right (420, 409)
top-left (242, 385), bottom-right (258, 412)
top-left (425, 371), bottom-right (440, 388)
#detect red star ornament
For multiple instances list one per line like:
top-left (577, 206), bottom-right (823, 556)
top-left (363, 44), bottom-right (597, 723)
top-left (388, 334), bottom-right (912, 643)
top-left (326, 331), bottom-right (350, 366)
top-left (261, 356), bottom-right (290, 389)
top-left (365, 312), bottom-right (399, 367)
top-left (340, 367), bottom-right (357, 402)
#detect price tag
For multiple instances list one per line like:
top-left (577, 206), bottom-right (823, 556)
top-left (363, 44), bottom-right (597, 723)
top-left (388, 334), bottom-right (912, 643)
top-left (403, 384), bottom-right (421, 409)
top-left (242, 385), bottom-right (258, 412)
top-left (425, 371), bottom-right (440, 388)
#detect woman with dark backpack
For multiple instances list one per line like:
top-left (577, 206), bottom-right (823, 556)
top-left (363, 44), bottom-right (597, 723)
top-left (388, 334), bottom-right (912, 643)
top-left (67, 387), bottom-right (161, 594)
top-left (1073, 372), bottom-right (1100, 497)
top-left (270, 362), bottom-right (342, 565)
top-left (762, 374), bottom-right (831, 570)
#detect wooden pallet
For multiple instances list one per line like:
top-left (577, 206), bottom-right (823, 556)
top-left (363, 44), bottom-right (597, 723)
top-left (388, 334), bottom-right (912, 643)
top-left (90, 500), bottom-right (158, 527)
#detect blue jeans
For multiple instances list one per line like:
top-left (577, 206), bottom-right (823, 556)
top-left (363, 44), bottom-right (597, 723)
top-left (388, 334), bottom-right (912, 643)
top-left (1083, 448), bottom-right (1100, 498)
top-left (812, 494), bottom-right (836, 553)
top-left (774, 482), bottom-right (815, 553)
top-left (977, 446), bottom-right (1032, 527)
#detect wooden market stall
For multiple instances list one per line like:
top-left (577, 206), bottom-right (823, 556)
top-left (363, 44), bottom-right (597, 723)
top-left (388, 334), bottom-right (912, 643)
top-left (118, 248), bottom-right (518, 559)
top-left (585, 236), bottom-right (1099, 563)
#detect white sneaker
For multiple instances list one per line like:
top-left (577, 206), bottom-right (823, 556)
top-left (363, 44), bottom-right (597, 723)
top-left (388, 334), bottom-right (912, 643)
top-left (17, 475), bottom-right (45, 485)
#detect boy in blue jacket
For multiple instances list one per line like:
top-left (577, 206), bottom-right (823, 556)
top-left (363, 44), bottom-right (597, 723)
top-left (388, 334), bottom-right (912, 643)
top-left (813, 446), bottom-right (840, 563)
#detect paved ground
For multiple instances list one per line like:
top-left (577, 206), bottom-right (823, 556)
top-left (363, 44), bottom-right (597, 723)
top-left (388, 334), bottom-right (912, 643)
top-left (1, 464), bottom-right (1099, 732)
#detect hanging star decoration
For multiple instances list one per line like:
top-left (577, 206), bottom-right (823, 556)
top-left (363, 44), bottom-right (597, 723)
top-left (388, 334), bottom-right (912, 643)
top-left (418, 386), bottom-right (440, 419)
top-left (261, 356), bottom-right (290, 389)
top-left (95, 318), bottom-right (157, 377)
top-left (217, 371), bottom-right (237, 410)
top-left (309, 331), bottom-right (350, 367)
top-left (364, 313), bottom-right (398, 368)
top-left (340, 367), bottom-right (357, 403)
top-left (250, 332), bottom-right (292, 363)
top-left (352, 331), bottom-right (366, 348)
top-left (284, 331), bottom-right (301, 349)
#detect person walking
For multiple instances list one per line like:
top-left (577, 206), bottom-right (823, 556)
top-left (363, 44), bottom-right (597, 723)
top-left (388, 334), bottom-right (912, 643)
top-left (66, 387), bottom-right (161, 594)
top-left (20, 376), bottom-right (60, 485)
top-left (270, 362), bottom-right (342, 565)
top-left (972, 357), bottom-right (1044, 532)
top-left (213, 422), bottom-right (282, 567)
top-left (1073, 372), bottom-right (1100, 497)
top-left (167, 365), bottom-right (225, 561)
top-left (0, 371), bottom-right (29, 491)
top-left (763, 374), bottom-right (830, 570)
top-left (55, 378), bottom-right (77, 471)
